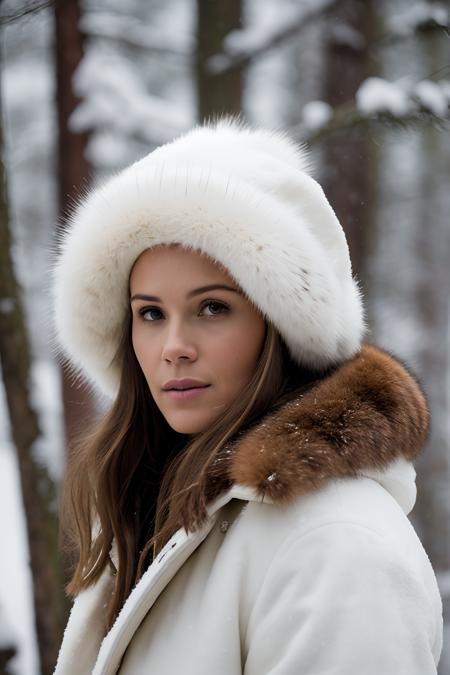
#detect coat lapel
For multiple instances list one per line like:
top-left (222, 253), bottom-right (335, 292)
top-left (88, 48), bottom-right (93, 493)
top-left (54, 567), bottom-right (115, 675)
top-left (92, 485), bottom-right (259, 674)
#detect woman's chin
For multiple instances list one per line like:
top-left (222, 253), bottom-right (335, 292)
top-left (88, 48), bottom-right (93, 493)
top-left (164, 412), bottom-right (210, 436)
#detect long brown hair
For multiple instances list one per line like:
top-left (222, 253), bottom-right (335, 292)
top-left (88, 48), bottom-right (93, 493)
top-left (60, 307), bottom-right (319, 630)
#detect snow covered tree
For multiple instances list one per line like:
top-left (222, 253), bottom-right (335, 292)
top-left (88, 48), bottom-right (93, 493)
top-left (0, 54), bottom-right (67, 675)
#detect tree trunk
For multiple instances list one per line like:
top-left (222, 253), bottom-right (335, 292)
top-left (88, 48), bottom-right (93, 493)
top-left (0, 81), bottom-right (66, 675)
top-left (195, 0), bottom-right (243, 121)
top-left (0, 647), bottom-right (16, 675)
top-left (54, 0), bottom-right (97, 446)
top-left (410, 14), bottom-right (450, 673)
top-left (321, 0), bottom-right (377, 290)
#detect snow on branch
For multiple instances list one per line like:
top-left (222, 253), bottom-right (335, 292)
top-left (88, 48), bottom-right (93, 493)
top-left (388, 1), bottom-right (449, 39)
top-left (70, 51), bottom-right (191, 137)
top-left (295, 77), bottom-right (450, 142)
top-left (370, 2), bottom-right (449, 50)
top-left (357, 77), bottom-right (449, 117)
top-left (79, 12), bottom-right (192, 59)
top-left (69, 49), bottom-right (193, 166)
top-left (207, 0), bottom-right (340, 76)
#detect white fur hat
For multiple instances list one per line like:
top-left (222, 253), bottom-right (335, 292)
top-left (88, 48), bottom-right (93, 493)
top-left (52, 117), bottom-right (366, 397)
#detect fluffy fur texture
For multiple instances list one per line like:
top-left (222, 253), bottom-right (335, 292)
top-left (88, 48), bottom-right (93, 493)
top-left (228, 343), bottom-right (429, 504)
top-left (52, 117), bottom-right (366, 397)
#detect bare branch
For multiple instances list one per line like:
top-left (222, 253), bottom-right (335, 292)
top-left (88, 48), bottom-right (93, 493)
top-left (0, 0), bottom-right (55, 25)
top-left (292, 102), bottom-right (450, 144)
top-left (79, 12), bottom-right (191, 60)
top-left (206, 0), bottom-right (448, 76)
top-left (370, 17), bottom-right (450, 50)
top-left (206, 0), bottom-right (341, 76)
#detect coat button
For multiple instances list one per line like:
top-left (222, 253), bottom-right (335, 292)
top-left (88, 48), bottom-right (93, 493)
top-left (220, 520), bottom-right (229, 533)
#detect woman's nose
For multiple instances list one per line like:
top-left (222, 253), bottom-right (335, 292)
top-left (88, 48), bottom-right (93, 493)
top-left (161, 323), bottom-right (197, 363)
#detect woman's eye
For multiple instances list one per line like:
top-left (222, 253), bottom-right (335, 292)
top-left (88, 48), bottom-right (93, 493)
top-left (137, 301), bottom-right (228, 322)
top-left (200, 301), bottom-right (229, 316)
top-left (139, 307), bottom-right (163, 321)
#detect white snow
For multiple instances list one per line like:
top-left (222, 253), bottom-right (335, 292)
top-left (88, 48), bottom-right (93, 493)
top-left (0, 437), bottom-right (38, 674)
top-left (356, 77), bottom-right (413, 116)
top-left (301, 101), bottom-right (333, 131)
top-left (243, 0), bottom-right (309, 128)
top-left (29, 359), bottom-right (66, 483)
top-left (223, 25), bottom-right (272, 56)
top-left (70, 45), bottom-right (193, 165)
top-left (0, 602), bottom-right (16, 649)
top-left (226, 0), bottom-right (333, 54)
top-left (85, 132), bottom-right (138, 170)
top-left (208, 0), bottom-right (333, 74)
top-left (413, 80), bottom-right (449, 117)
top-left (389, 2), bottom-right (448, 37)
top-left (439, 80), bottom-right (450, 102)
top-left (80, 11), bottom-right (193, 55)
top-left (71, 48), bottom-right (189, 135)
top-left (1, 57), bottom-right (55, 168)
top-left (356, 75), bottom-right (449, 120)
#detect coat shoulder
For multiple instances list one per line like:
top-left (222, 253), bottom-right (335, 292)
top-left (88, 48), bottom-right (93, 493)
top-left (229, 478), bottom-right (443, 669)
top-left (230, 474), bottom-right (437, 590)
top-left (239, 474), bottom-right (409, 539)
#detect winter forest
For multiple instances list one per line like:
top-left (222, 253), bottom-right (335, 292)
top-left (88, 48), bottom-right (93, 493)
top-left (0, 0), bottom-right (449, 673)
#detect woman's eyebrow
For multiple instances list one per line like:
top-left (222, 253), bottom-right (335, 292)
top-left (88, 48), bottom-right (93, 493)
top-left (130, 284), bottom-right (240, 303)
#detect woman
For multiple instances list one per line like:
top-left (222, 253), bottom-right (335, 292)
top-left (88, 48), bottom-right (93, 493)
top-left (52, 118), bottom-right (442, 674)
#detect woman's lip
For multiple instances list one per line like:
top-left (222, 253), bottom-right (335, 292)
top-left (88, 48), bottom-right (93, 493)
top-left (164, 385), bottom-right (211, 400)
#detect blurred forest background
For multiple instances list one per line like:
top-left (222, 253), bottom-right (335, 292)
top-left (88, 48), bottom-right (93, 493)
top-left (0, 0), bottom-right (449, 673)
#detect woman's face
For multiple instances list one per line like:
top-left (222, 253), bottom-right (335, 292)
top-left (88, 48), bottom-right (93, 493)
top-left (130, 245), bottom-right (266, 435)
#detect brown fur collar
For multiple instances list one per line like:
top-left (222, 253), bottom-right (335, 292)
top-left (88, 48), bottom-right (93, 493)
top-left (228, 344), bottom-right (429, 505)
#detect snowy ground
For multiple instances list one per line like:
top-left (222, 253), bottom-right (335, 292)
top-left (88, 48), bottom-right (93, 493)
top-left (0, 389), bottom-right (38, 675)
